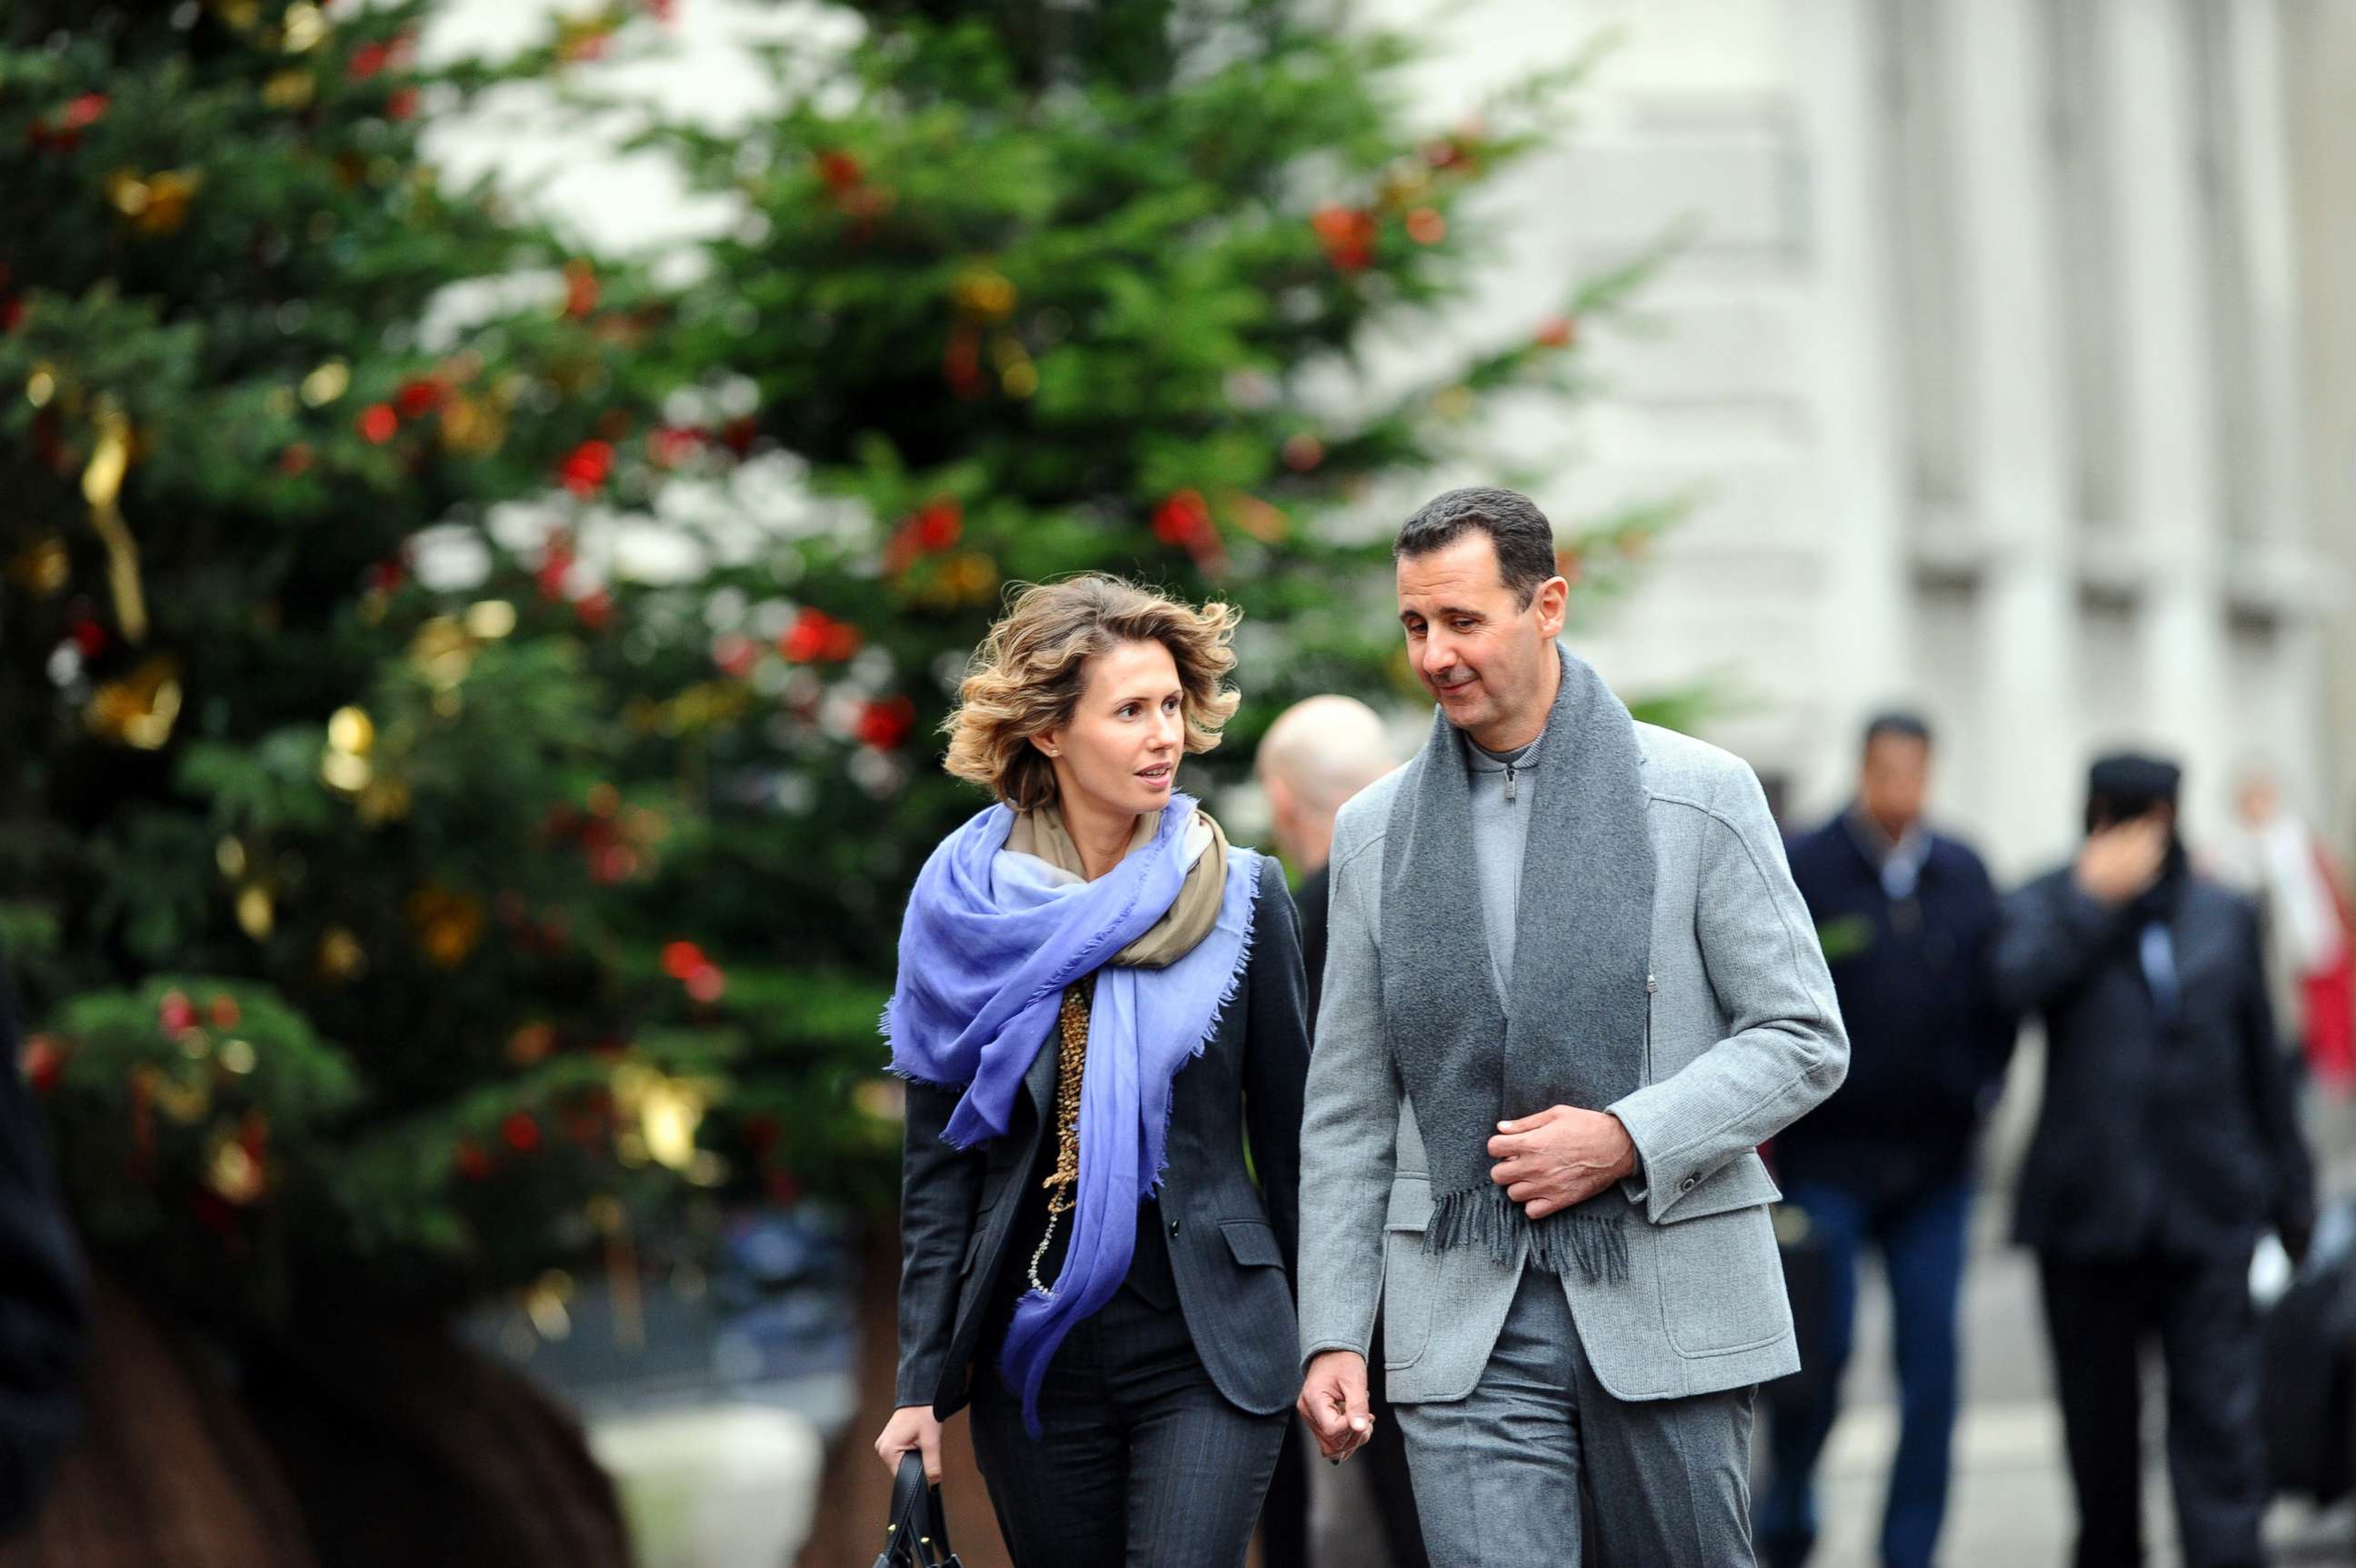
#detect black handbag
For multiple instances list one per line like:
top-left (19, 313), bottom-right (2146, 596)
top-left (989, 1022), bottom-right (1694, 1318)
top-left (873, 1452), bottom-right (963, 1568)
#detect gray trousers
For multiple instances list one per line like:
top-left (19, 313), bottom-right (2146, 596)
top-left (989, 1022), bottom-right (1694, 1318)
top-left (1395, 1270), bottom-right (1758, 1567)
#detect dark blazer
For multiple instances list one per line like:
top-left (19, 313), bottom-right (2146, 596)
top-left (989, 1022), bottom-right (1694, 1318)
top-left (1777, 814), bottom-right (2012, 1194)
top-left (1994, 864), bottom-right (2315, 1261)
top-left (894, 855), bottom-right (1309, 1419)
top-left (1295, 863), bottom-right (1330, 1024)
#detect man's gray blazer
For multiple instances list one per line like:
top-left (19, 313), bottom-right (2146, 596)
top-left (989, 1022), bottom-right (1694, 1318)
top-left (1296, 720), bottom-right (1849, 1403)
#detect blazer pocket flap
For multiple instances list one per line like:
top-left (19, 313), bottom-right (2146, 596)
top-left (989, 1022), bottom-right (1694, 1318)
top-left (1383, 1174), bottom-right (1432, 1233)
top-left (1220, 1220), bottom-right (1283, 1268)
top-left (1660, 1153), bottom-right (1783, 1224)
top-left (960, 1223), bottom-right (990, 1275)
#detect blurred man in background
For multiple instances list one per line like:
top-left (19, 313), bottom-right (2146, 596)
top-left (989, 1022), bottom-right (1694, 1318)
top-left (2218, 765), bottom-right (2355, 1099)
top-left (1995, 754), bottom-right (2313, 1568)
top-left (1754, 713), bottom-right (2010, 1568)
top-left (1254, 695), bottom-right (1422, 1568)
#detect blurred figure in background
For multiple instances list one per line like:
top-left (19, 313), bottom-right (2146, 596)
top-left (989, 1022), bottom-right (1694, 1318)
top-left (2218, 766), bottom-right (2356, 1099)
top-left (1995, 754), bottom-right (2314, 1568)
top-left (1754, 713), bottom-right (2010, 1568)
top-left (1254, 696), bottom-right (1422, 1568)
top-left (0, 945), bottom-right (86, 1536)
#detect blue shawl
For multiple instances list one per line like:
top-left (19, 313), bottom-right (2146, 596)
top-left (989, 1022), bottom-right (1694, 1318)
top-left (885, 794), bottom-right (1259, 1433)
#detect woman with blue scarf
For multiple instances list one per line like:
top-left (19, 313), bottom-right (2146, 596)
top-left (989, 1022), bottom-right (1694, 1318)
top-left (874, 574), bottom-right (1311, 1567)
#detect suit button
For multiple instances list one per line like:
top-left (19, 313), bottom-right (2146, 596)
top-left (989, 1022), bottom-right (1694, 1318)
top-left (1679, 1175), bottom-right (1698, 1193)
top-left (1168, 1218), bottom-right (1181, 1236)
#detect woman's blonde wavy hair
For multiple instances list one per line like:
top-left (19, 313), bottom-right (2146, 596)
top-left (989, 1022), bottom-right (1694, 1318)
top-left (943, 574), bottom-right (1243, 811)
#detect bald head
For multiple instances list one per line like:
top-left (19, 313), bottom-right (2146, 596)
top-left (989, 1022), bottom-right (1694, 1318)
top-left (1257, 694), bottom-right (1395, 873)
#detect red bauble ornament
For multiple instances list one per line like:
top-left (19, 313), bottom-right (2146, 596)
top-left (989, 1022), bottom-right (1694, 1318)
top-left (574, 588), bottom-right (614, 632)
top-left (557, 438), bottom-right (614, 495)
top-left (394, 377), bottom-right (443, 417)
top-left (912, 498), bottom-right (963, 551)
top-left (349, 41), bottom-right (393, 82)
top-left (501, 1111), bottom-right (542, 1154)
top-left (1406, 207), bottom-right (1446, 245)
top-left (1535, 314), bottom-right (1577, 349)
top-left (61, 94), bottom-right (108, 130)
top-left (208, 995), bottom-right (240, 1028)
top-left (780, 607), bottom-right (857, 664)
top-left (1153, 489), bottom-right (1214, 547)
top-left (385, 85), bottom-right (418, 122)
top-left (69, 619), bottom-right (107, 657)
top-left (1312, 205), bottom-right (1377, 272)
top-left (685, 964), bottom-right (725, 1004)
top-left (661, 940), bottom-right (706, 980)
top-left (158, 991), bottom-right (196, 1034)
top-left (815, 149), bottom-right (864, 194)
top-left (857, 695), bottom-right (917, 750)
top-left (454, 1139), bottom-right (492, 1181)
top-left (356, 403), bottom-right (398, 444)
top-left (563, 262), bottom-right (599, 319)
top-left (21, 1035), bottom-right (60, 1095)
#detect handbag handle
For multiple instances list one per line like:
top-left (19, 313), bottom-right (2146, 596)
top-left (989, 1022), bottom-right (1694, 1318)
top-left (873, 1451), bottom-right (961, 1568)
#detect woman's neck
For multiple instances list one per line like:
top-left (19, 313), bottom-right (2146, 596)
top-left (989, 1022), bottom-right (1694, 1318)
top-left (1061, 791), bottom-right (1148, 882)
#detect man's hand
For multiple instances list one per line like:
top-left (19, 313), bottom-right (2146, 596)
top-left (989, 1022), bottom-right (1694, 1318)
top-left (2073, 816), bottom-right (2169, 906)
top-left (1298, 1349), bottom-right (1373, 1462)
top-left (874, 1403), bottom-right (944, 1481)
top-left (1487, 1105), bottom-right (1639, 1220)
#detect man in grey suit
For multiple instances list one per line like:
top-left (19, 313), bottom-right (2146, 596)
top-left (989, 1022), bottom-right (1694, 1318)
top-left (1295, 488), bottom-right (1850, 1565)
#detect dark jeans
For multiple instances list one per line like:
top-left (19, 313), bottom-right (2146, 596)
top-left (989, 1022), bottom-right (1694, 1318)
top-left (2038, 1251), bottom-right (2267, 1568)
top-left (1755, 1176), bottom-right (1972, 1568)
top-left (968, 1283), bottom-right (1286, 1568)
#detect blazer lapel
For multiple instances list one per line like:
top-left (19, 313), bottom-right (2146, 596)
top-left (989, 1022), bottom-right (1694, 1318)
top-left (1023, 1012), bottom-right (1060, 1118)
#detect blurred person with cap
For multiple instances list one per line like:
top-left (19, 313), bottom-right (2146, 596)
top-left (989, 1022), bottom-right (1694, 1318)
top-left (1254, 696), bottom-right (1424, 1568)
top-left (1994, 752), bottom-right (2314, 1568)
top-left (2217, 765), bottom-right (2356, 1098)
top-left (1754, 711), bottom-right (2012, 1568)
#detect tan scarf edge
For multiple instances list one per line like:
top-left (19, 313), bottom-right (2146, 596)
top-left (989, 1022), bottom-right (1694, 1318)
top-left (1005, 803), bottom-right (1229, 968)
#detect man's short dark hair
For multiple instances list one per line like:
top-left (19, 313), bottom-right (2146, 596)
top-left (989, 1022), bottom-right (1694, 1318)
top-left (1862, 710), bottom-right (1932, 754)
top-left (1393, 487), bottom-right (1559, 608)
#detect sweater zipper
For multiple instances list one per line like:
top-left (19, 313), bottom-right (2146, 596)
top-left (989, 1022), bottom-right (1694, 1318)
top-left (1504, 761), bottom-right (1518, 803)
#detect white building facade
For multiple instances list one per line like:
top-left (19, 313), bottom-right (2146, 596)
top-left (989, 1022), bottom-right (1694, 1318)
top-left (1377, 0), bottom-right (2346, 878)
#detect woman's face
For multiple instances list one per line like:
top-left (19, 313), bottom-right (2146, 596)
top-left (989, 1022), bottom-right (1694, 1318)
top-left (1033, 639), bottom-right (1186, 821)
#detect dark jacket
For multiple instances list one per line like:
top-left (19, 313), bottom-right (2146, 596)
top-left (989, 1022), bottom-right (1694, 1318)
top-left (1995, 863), bottom-right (2315, 1261)
top-left (0, 951), bottom-right (88, 1532)
top-left (1776, 814), bottom-right (2011, 1195)
top-left (893, 856), bottom-right (1309, 1418)
top-left (1296, 862), bottom-right (1330, 1025)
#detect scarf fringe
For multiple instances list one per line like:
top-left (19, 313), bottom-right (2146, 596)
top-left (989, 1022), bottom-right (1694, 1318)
top-left (1424, 1183), bottom-right (1630, 1286)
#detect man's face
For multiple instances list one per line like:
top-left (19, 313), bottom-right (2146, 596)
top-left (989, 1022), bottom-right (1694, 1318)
top-left (1859, 734), bottom-right (1930, 841)
top-left (1396, 533), bottom-right (1566, 749)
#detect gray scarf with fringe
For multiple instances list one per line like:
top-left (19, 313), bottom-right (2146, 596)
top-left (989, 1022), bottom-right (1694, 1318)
top-left (1381, 645), bottom-right (1654, 1283)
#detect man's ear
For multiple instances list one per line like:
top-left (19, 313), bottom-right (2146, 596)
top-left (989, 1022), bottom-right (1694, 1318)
top-left (1532, 574), bottom-right (1571, 639)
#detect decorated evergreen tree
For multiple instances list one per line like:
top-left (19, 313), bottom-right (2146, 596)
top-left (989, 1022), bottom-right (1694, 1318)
top-left (0, 0), bottom-right (727, 1326)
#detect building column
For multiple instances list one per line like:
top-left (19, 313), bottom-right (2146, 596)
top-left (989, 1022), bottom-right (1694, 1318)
top-left (2106, 0), bottom-right (2233, 834)
top-left (1789, 0), bottom-right (1913, 819)
top-left (1943, 0), bottom-right (2081, 874)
